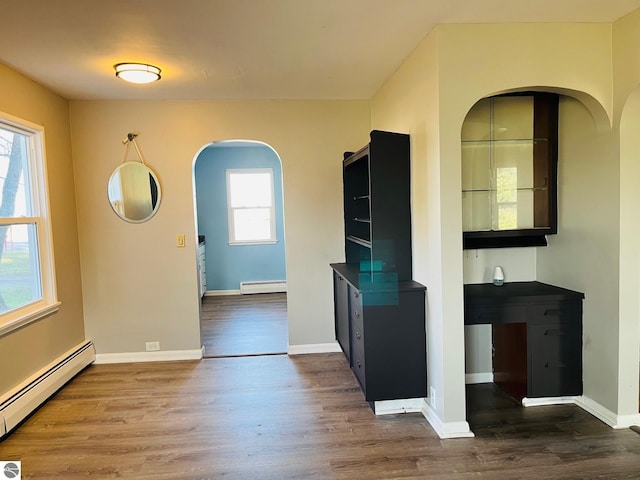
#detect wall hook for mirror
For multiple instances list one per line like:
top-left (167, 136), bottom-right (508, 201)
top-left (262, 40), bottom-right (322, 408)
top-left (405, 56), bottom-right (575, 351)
top-left (121, 132), bottom-right (147, 165)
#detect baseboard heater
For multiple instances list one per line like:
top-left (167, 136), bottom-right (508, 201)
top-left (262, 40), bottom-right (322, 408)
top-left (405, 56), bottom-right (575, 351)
top-left (239, 280), bottom-right (287, 294)
top-left (0, 339), bottom-right (95, 437)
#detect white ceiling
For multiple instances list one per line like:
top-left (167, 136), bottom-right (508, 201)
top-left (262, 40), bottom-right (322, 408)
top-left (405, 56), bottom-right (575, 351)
top-left (2, 0), bottom-right (639, 100)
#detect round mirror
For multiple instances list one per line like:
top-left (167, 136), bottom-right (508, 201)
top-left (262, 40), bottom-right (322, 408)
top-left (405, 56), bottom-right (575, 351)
top-left (107, 161), bottom-right (161, 223)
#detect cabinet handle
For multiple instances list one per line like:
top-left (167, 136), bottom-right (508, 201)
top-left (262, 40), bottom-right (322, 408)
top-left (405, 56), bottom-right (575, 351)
top-left (544, 361), bottom-right (567, 368)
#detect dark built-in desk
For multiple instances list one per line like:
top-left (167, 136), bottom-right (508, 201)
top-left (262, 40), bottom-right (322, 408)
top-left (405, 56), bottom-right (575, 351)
top-left (464, 281), bottom-right (584, 401)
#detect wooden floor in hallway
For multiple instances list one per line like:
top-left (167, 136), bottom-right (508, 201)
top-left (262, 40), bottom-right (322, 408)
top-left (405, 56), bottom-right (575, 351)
top-left (200, 292), bottom-right (288, 357)
top-left (1, 354), bottom-right (639, 479)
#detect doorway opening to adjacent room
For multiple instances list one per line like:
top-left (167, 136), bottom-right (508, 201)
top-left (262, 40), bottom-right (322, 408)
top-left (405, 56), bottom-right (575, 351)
top-left (193, 140), bottom-right (288, 357)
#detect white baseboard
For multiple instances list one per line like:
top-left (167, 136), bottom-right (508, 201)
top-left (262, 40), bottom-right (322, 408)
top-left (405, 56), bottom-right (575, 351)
top-left (0, 339), bottom-right (95, 437)
top-left (373, 398), bottom-right (424, 415)
top-left (420, 399), bottom-right (475, 439)
top-left (465, 372), bottom-right (494, 384)
top-left (522, 396), bottom-right (579, 407)
top-left (287, 342), bottom-right (342, 355)
top-left (205, 290), bottom-right (241, 296)
top-left (94, 348), bottom-right (203, 364)
top-left (575, 395), bottom-right (640, 429)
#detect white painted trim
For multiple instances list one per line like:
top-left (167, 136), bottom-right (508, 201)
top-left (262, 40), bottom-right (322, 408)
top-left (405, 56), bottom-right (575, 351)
top-left (465, 372), bottom-right (494, 384)
top-left (522, 396), bottom-right (579, 407)
top-left (420, 399), bottom-right (475, 439)
top-left (205, 290), bottom-right (241, 296)
top-left (574, 395), bottom-right (640, 429)
top-left (287, 342), bottom-right (342, 355)
top-left (373, 398), bottom-right (424, 415)
top-left (94, 348), bottom-right (203, 364)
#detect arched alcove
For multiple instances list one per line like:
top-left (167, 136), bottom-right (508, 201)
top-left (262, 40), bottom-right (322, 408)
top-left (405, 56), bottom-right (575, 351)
top-left (460, 85), bottom-right (627, 430)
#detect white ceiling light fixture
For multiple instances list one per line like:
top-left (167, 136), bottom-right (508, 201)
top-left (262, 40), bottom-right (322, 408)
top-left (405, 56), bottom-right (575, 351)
top-left (114, 63), bottom-right (161, 84)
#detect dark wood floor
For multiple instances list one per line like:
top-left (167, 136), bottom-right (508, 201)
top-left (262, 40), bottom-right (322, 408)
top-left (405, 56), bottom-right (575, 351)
top-left (1, 354), bottom-right (639, 479)
top-left (200, 293), bottom-right (287, 357)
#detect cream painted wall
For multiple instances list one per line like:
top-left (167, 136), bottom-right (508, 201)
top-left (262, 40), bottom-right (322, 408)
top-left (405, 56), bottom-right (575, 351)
top-left (372, 22), bottom-right (618, 429)
top-left (0, 64), bottom-right (85, 392)
top-left (537, 96), bottom-right (619, 411)
top-left (69, 100), bottom-right (370, 355)
top-left (613, 9), bottom-right (640, 418)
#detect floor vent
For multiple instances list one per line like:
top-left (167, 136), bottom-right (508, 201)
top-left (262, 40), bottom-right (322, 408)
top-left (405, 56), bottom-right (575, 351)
top-left (239, 280), bottom-right (287, 294)
top-left (0, 340), bottom-right (95, 437)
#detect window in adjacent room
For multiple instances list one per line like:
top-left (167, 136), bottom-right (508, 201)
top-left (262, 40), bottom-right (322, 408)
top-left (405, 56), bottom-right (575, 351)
top-left (226, 168), bottom-right (276, 244)
top-left (0, 112), bottom-right (58, 336)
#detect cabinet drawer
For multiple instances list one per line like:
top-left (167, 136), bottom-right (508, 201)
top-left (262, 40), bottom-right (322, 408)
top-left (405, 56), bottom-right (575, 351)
top-left (350, 330), bottom-right (366, 390)
top-left (527, 303), bottom-right (581, 324)
top-left (465, 305), bottom-right (526, 325)
top-left (350, 287), bottom-right (363, 328)
top-left (528, 323), bottom-right (582, 397)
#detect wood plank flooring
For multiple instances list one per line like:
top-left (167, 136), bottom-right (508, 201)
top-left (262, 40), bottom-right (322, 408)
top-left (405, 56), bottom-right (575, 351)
top-left (200, 293), bottom-right (287, 357)
top-left (1, 354), bottom-right (639, 479)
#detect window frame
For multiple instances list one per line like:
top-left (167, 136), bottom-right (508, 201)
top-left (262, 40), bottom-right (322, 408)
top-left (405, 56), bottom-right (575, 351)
top-left (0, 111), bottom-right (59, 337)
top-left (226, 168), bottom-right (277, 245)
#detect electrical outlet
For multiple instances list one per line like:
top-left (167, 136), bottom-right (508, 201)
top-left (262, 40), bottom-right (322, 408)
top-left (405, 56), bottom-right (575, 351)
top-left (430, 386), bottom-right (436, 409)
top-left (145, 341), bottom-right (160, 352)
top-left (176, 234), bottom-right (185, 248)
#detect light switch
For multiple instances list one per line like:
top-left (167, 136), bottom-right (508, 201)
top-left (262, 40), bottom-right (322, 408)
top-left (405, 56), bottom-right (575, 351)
top-left (176, 234), bottom-right (185, 247)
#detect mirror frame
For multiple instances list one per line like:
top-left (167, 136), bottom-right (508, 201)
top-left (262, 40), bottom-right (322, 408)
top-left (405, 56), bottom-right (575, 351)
top-left (107, 161), bottom-right (161, 223)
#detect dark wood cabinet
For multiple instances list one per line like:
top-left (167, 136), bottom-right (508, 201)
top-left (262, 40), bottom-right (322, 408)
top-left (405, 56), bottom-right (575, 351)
top-left (464, 281), bottom-right (584, 400)
top-left (331, 130), bottom-right (427, 404)
top-left (331, 264), bottom-right (426, 402)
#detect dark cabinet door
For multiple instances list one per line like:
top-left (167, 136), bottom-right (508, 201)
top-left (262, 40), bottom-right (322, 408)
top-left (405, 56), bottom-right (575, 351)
top-left (528, 322), bottom-right (582, 397)
top-left (333, 272), bottom-right (350, 363)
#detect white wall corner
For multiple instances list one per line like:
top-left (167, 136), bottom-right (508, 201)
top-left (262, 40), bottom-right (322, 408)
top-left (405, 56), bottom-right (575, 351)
top-left (287, 342), bottom-right (342, 355)
top-left (574, 395), bottom-right (640, 429)
top-left (94, 348), bottom-right (203, 364)
top-left (421, 399), bottom-right (475, 439)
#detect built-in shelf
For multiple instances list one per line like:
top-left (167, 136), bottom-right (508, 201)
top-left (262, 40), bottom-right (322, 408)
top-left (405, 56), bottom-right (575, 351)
top-left (332, 130), bottom-right (427, 406)
top-left (461, 92), bottom-right (559, 249)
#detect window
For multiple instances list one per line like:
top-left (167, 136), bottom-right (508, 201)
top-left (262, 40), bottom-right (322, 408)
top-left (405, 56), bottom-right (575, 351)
top-left (0, 112), bottom-right (58, 336)
top-left (226, 168), bottom-right (276, 244)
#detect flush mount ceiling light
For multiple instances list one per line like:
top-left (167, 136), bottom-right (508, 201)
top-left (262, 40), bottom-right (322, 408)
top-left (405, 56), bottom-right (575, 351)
top-left (114, 63), bottom-right (161, 84)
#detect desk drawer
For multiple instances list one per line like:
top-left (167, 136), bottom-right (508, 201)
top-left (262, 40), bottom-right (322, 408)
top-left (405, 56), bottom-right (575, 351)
top-left (465, 305), bottom-right (526, 325)
top-left (527, 302), bottom-right (581, 325)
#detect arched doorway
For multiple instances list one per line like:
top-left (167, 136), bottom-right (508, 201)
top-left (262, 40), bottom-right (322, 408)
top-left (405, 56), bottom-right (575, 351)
top-left (193, 139), bottom-right (288, 357)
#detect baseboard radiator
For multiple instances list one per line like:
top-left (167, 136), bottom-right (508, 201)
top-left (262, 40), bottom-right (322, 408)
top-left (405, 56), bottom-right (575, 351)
top-left (0, 339), bottom-right (95, 437)
top-left (239, 280), bottom-right (287, 294)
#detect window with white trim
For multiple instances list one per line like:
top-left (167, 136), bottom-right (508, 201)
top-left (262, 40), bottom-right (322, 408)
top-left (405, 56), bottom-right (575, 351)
top-left (0, 112), bottom-right (58, 336)
top-left (226, 168), bottom-right (276, 244)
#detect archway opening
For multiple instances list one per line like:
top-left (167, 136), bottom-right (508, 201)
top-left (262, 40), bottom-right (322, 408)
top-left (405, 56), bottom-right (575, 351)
top-left (193, 139), bottom-right (288, 357)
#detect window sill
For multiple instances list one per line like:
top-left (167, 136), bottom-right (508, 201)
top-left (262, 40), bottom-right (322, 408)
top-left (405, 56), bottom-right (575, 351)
top-left (0, 301), bottom-right (61, 337)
